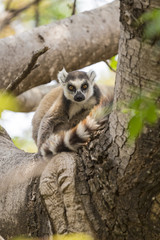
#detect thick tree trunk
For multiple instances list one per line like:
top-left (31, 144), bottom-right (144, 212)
top-left (39, 0), bottom-right (160, 239)
top-left (0, 1), bottom-right (120, 95)
top-left (106, 0), bottom-right (160, 238)
top-left (1, 0), bottom-right (160, 240)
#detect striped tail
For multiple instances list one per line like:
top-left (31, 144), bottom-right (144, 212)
top-left (40, 96), bottom-right (112, 158)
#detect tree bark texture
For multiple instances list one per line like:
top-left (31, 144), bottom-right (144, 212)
top-left (1, 0), bottom-right (160, 240)
top-left (0, 1), bottom-right (120, 95)
top-left (39, 0), bottom-right (160, 239)
top-left (106, 0), bottom-right (160, 239)
top-left (0, 128), bottom-right (52, 238)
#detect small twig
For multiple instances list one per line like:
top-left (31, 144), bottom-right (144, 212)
top-left (71, 0), bottom-right (77, 15)
top-left (9, 0), bottom-right (40, 15)
top-left (105, 60), bottom-right (116, 73)
top-left (6, 46), bottom-right (49, 93)
top-left (35, 0), bottom-right (41, 27)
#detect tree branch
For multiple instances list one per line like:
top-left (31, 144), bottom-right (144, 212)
top-left (6, 46), bottom-right (49, 93)
top-left (0, 126), bottom-right (52, 237)
top-left (17, 84), bottom-right (55, 112)
top-left (0, 0), bottom-right (120, 95)
top-left (40, 152), bottom-right (92, 234)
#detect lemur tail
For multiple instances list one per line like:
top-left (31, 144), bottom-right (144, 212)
top-left (40, 95), bottom-right (113, 158)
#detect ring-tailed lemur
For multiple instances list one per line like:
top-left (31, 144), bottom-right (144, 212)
top-left (32, 68), bottom-right (113, 157)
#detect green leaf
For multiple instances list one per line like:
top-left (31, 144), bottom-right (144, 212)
top-left (142, 101), bottom-right (157, 124)
top-left (109, 56), bottom-right (118, 71)
top-left (11, 233), bottom-right (94, 240)
top-left (0, 91), bottom-right (19, 117)
top-left (129, 98), bottom-right (142, 109)
top-left (140, 9), bottom-right (160, 40)
top-left (128, 114), bottom-right (143, 140)
top-left (127, 89), bottom-right (160, 142)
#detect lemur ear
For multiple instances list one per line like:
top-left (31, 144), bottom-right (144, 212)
top-left (58, 67), bottom-right (68, 85)
top-left (87, 70), bottom-right (96, 83)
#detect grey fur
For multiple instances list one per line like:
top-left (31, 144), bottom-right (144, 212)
top-left (32, 69), bottom-right (102, 150)
top-left (57, 67), bottom-right (68, 85)
top-left (87, 70), bottom-right (96, 83)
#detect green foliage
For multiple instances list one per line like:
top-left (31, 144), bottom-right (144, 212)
top-left (15, 0), bottom-right (73, 26)
top-left (109, 56), bottom-right (118, 71)
top-left (126, 91), bottom-right (160, 141)
top-left (11, 233), bottom-right (93, 240)
top-left (0, 0), bottom-right (74, 37)
top-left (38, 0), bottom-right (73, 24)
top-left (140, 9), bottom-right (160, 41)
top-left (53, 233), bottom-right (93, 240)
top-left (0, 91), bottom-right (19, 118)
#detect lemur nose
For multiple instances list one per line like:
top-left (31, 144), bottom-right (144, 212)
top-left (75, 96), bottom-right (84, 102)
top-left (74, 92), bottom-right (85, 102)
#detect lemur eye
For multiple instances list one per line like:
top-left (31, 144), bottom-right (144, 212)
top-left (68, 85), bottom-right (75, 91)
top-left (82, 84), bottom-right (88, 90)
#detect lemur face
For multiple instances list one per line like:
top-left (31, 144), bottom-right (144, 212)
top-left (58, 68), bottom-right (96, 103)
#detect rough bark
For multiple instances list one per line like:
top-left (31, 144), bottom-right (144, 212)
top-left (0, 0), bottom-right (120, 95)
top-left (105, 0), bottom-right (160, 239)
top-left (0, 128), bottom-right (52, 238)
top-left (38, 0), bottom-right (160, 239)
top-left (39, 152), bottom-right (93, 236)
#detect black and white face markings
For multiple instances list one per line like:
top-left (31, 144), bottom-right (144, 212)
top-left (67, 76), bottom-right (89, 102)
top-left (58, 68), bottom-right (96, 103)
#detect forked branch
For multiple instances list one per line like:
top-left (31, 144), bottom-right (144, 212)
top-left (6, 46), bottom-right (49, 93)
